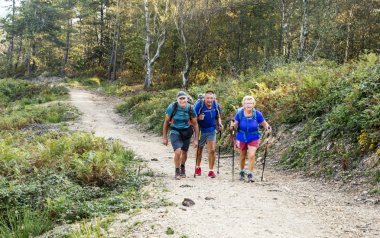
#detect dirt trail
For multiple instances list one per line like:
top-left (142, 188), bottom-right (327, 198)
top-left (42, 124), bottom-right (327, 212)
top-left (68, 88), bottom-right (379, 238)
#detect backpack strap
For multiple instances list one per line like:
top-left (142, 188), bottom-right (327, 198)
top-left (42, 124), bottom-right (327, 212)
top-left (238, 108), bottom-right (256, 121)
top-left (169, 102), bottom-right (192, 123)
top-left (188, 104), bottom-right (193, 120)
top-left (169, 102), bottom-right (178, 122)
top-left (197, 100), bottom-right (205, 115)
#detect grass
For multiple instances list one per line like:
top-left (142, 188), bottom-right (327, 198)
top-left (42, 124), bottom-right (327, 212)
top-left (0, 208), bottom-right (53, 238)
top-left (0, 78), bottom-right (148, 236)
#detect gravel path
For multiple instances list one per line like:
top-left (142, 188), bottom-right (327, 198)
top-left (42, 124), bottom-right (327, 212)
top-left (67, 88), bottom-right (380, 238)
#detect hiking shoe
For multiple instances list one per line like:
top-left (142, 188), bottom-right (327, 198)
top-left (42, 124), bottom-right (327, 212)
top-left (180, 165), bottom-right (186, 178)
top-left (195, 167), bottom-right (202, 176)
top-left (247, 173), bottom-right (254, 182)
top-left (208, 170), bottom-right (216, 178)
top-left (239, 171), bottom-right (245, 181)
top-left (175, 168), bottom-right (181, 180)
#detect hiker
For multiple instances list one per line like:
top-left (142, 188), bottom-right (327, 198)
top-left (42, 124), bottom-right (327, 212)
top-left (230, 95), bottom-right (272, 182)
top-left (194, 90), bottom-right (223, 178)
top-left (163, 91), bottom-right (199, 180)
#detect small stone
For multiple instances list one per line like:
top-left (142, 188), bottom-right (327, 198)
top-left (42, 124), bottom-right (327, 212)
top-left (182, 198), bottom-right (195, 207)
top-left (151, 158), bottom-right (158, 161)
top-left (180, 184), bottom-right (192, 188)
top-left (205, 197), bottom-right (215, 200)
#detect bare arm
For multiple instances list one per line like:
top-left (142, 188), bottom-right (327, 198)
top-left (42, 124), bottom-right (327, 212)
top-left (216, 114), bottom-right (223, 131)
top-left (260, 120), bottom-right (272, 133)
top-left (162, 115), bottom-right (170, 145)
top-left (191, 117), bottom-right (199, 147)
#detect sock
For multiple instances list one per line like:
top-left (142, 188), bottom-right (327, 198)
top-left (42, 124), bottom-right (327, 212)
top-left (240, 169), bottom-right (245, 173)
top-left (209, 169), bottom-right (214, 172)
top-left (175, 168), bottom-right (180, 174)
top-left (247, 171), bottom-right (253, 176)
top-left (181, 164), bottom-right (185, 168)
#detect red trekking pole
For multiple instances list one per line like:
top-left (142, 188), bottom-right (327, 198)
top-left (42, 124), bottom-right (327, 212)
top-left (231, 124), bottom-right (236, 181)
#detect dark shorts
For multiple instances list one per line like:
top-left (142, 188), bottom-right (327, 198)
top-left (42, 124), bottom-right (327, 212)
top-left (170, 132), bottom-right (191, 151)
top-left (198, 130), bottom-right (216, 147)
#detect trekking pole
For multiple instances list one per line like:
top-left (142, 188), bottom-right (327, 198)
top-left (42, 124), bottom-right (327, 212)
top-left (261, 132), bottom-right (270, 182)
top-left (194, 143), bottom-right (199, 178)
top-left (231, 128), bottom-right (235, 181)
top-left (194, 131), bottom-right (201, 178)
top-left (217, 130), bottom-right (222, 174)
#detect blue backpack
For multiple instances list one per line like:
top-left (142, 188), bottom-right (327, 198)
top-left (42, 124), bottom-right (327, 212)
top-left (237, 107), bottom-right (259, 141)
top-left (195, 94), bottom-right (220, 117)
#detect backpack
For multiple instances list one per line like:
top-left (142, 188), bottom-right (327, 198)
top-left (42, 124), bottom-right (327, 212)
top-left (195, 94), bottom-right (220, 117)
top-left (168, 101), bottom-right (194, 140)
top-left (237, 107), bottom-right (257, 122)
top-left (169, 101), bottom-right (194, 124)
top-left (236, 107), bottom-right (259, 141)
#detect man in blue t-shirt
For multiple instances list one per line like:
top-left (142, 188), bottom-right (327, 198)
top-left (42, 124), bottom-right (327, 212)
top-left (194, 90), bottom-right (223, 178)
top-left (163, 91), bottom-right (199, 180)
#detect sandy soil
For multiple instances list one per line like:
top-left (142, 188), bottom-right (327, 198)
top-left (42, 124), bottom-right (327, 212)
top-left (67, 88), bottom-right (380, 238)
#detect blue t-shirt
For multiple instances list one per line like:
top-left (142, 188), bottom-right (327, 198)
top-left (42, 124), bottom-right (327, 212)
top-left (194, 101), bottom-right (221, 133)
top-left (166, 102), bottom-right (196, 135)
top-left (234, 108), bottom-right (264, 142)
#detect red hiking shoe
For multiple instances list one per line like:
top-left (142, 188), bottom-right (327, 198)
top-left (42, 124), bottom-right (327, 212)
top-left (208, 170), bottom-right (216, 178)
top-left (195, 167), bottom-right (202, 176)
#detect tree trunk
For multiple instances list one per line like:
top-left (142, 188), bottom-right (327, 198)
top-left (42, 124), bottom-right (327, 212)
top-left (344, 9), bottom-right (353, 63)
top-left (99, 0), bottom-right (105, 66)
top-left (176, 0), bottom-right (191, 88)
top-left (297, 0), bottom-right (308, 61)
top-left (7, 0), bottom-right (16, 73)
top-left (15, 36), bottom-right (23, 71)
top-left (236, 9), bottom-right (243, 70)
top-left (283, 0), bottom-right (291, 62)
top-left (62, 19), bottom-right (72, 75)
top-left (143, 0), bottom-right (168, 89)
top-left (278, 0), bottom-right (285, 56)
top-left (108, 0), bottom-right (120, 81)
top-left (143, 0), bottom-right (152, 89)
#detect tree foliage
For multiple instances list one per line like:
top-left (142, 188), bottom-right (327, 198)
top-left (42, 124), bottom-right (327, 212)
top-left (0, 0), bottom-right (378, 86)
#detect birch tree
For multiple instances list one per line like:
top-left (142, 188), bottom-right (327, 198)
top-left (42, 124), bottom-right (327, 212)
top-left (280, 0), bottom-right (291, 62)
top-left (175, 0), bottom-right (191, 88)
top-left (143, 0), bottom-right (168, 89)
top-left (297, 0), bottom-right (308, 61)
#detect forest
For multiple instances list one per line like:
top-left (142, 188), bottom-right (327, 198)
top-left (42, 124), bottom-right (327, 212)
top-left (0, 0), bottom-right (378, 88)
top-left (0, 0), bottom-right (379, 237)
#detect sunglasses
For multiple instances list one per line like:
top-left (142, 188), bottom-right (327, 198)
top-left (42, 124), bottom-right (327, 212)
top-left (178, 97), bottom-right (187, 100)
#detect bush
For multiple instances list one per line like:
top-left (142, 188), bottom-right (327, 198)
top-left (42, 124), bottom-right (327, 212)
top-left (0, 102), bottom-right (78, 130)
top-left (0, 79), bottom-right (68, 108)
top-left (0, 131), bottom-right (144, 223)
top-left (116, 54), bottom-right (379, 181)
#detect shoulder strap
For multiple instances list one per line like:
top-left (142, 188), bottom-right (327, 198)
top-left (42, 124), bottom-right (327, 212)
top-left (169, 102), bottom-right (178, 121)
top-left (238, 108), bottom-right (257, 121)
top-left (188, 104), bottom-right (193, 119)
top-left (197, 100), bottom-right (205, 115)
top-left (252, 108), bottom-right (257, 121)
top-left (214, 101), bottom-right (220, 116)
top-left (238, 108), bottom-right (244, 121)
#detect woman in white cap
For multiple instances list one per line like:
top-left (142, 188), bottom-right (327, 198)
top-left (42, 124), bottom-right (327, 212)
top-left (163, 91), bottom-right (199, 180)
